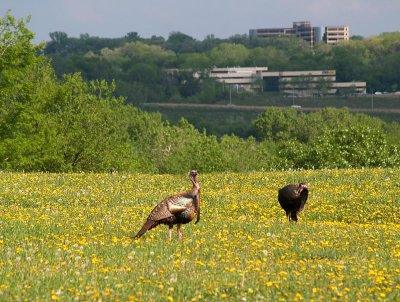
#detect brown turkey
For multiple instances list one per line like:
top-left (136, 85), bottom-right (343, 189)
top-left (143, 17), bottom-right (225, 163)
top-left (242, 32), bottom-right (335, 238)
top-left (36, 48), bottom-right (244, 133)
top-left (278, 183), bottom-right (308, 222)
top-left (133, 170), bottom-right (201, 240)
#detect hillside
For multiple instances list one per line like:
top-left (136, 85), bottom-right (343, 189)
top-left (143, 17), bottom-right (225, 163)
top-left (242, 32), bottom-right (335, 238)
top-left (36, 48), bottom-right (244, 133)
top-left (44, 31), bottom-right (400, 108)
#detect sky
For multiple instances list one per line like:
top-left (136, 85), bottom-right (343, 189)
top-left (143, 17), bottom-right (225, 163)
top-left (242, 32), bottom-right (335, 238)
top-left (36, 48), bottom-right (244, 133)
top-left (1, 0), bottom-right (399, 44)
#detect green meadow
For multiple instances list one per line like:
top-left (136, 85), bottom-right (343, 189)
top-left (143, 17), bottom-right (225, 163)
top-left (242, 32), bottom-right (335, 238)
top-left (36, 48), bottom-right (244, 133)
top-left (0, 168), bottom-right (399, 301)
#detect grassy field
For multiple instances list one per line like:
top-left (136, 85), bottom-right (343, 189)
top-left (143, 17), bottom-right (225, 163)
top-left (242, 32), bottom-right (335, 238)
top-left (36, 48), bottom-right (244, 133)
top-left (0, 169), bottom-right (399, 301)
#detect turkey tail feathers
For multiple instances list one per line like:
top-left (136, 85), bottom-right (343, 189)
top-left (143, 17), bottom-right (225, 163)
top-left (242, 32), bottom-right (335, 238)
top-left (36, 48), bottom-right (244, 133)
top-left (133, 219), bottom-right (157, 239)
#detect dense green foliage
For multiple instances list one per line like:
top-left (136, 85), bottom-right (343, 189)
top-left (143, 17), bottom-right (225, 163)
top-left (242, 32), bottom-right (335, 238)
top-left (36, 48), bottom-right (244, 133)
top-left (43, 28), bottom-right (400, 103)
top-left (1, 13), bottom-right (399, 173)
top-left (254, 107), bottom-right (400, 169)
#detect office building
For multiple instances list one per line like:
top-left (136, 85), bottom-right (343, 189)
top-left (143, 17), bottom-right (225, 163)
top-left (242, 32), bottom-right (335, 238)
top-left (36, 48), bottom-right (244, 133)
top-left (262, 70), bottom-right (366, 96)
top-left (250, 21), bottom-right (319, 47)
top-left (250, 21), bottom-right (348, 47)
top-left (208, 68), bottom-right (366, 95)
top-left (324, 26), bottom-right (350, 45)
top-left (208, 67), bottom-right (268, 91)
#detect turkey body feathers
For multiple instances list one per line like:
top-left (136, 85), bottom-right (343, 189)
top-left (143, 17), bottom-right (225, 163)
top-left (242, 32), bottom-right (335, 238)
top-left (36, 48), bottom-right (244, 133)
top-left (134, 194), bottom-right (196, 239)
top-left (133, 170), bottom-right (200, 239)
top-left (278, 183), bottom-right (308, 222)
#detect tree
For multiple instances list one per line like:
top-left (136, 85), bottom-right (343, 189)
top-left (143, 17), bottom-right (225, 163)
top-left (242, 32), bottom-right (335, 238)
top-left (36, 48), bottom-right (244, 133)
top-left (248, 46), bottom-right (289, 70)
top-left (125, 32), bottom-right (141, 42)
top-left (166, 32), bottom-right (198, 53)
top-left (178, 52), bottom-right (211, 69)
top-left (219, 135), bottom-right (277, 171)
top-left (147, 35), bottom-right (165, 46)
top-left (379, 51), bottom-right (400, 92)
top-left (0, 60), bottom-right (62, 171)
top-left (228, 34), bottom-right (249, 46)
top-left (307, 126), bottom-right (398, 169)
top-left (0, 13), bottom-right (43, 88)
top-left (331, 42), bottom-right (370, 83)
top-left (0, 13), bottom-right (157, 172)
top-left (0, 12), bottom-right (50, 170)
top-left (46, 31), bottom-right (69, 54)
top-left (199, 34), bottom-right (222, 52)
top-left (297, 108), bottom-right (384, 143)
top-left (50, 74), bottom-right (139, 172)
top-left (100, 41), bottom-right (176, 65)
top-left (253, 107), bottom-right (300, 141)
top-left (350, 35), bottom-right (364, 41)
top-left (209, 43), bottom-right (250, 67)
top-left (151, 119), bottom-right (225, 173)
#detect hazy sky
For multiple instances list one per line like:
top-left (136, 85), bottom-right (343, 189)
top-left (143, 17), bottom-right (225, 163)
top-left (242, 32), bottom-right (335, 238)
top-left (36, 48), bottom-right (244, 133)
top-left (1, 0), bottom-right (399, 43)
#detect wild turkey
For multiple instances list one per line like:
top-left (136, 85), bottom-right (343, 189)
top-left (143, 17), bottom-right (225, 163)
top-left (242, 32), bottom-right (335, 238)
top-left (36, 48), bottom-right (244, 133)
top-left (133, 170), bottom-right (201, 240)
top-left (278, 183), bottom-right (308, 222)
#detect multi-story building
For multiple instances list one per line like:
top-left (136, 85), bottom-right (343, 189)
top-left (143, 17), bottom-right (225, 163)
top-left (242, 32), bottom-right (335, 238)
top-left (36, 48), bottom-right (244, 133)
top-left (207, 67), bottom-right (366, 95)
top-left (324, 25), bottom-right (350, 45)
top-left (250, 21), bottom-right (348, 46)
top-left (250, 21), bottom-right (321, 47)
top-left (208, 67), bottom-right (268, 91)
top-left (262, 70), bottom-right (366, 96)
top-left (292, 21), bottom-right (316, 47)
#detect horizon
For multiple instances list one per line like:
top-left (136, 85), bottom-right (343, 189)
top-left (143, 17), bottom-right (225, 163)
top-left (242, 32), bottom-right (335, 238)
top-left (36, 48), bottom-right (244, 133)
top-left (1, 0), bottom-right (399, 44)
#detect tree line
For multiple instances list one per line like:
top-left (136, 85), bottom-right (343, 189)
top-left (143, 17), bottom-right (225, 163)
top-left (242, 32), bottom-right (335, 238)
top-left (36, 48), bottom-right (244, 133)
top-left (43, 28), bottom-right (400, 104)
top-left (1, 13), bottom-right (399, 173)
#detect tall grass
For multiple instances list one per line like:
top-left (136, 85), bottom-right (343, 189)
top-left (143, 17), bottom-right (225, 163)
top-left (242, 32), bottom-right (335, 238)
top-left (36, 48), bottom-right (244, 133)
top-left (0, 169), bottom-right (399, 301)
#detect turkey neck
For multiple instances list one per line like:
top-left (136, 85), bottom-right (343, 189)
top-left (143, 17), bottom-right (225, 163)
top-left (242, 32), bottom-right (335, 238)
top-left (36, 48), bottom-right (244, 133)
top-left (189, 175), bottom-right (201, 224)
top-left (188, 174), bottom-right (199, 195)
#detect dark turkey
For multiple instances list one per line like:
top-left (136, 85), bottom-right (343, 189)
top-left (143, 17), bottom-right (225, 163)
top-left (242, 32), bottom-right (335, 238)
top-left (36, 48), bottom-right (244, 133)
top-left (133, 170), bottom-right (201, 240)
top-left (278, 183), bottom-right (308, 222)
